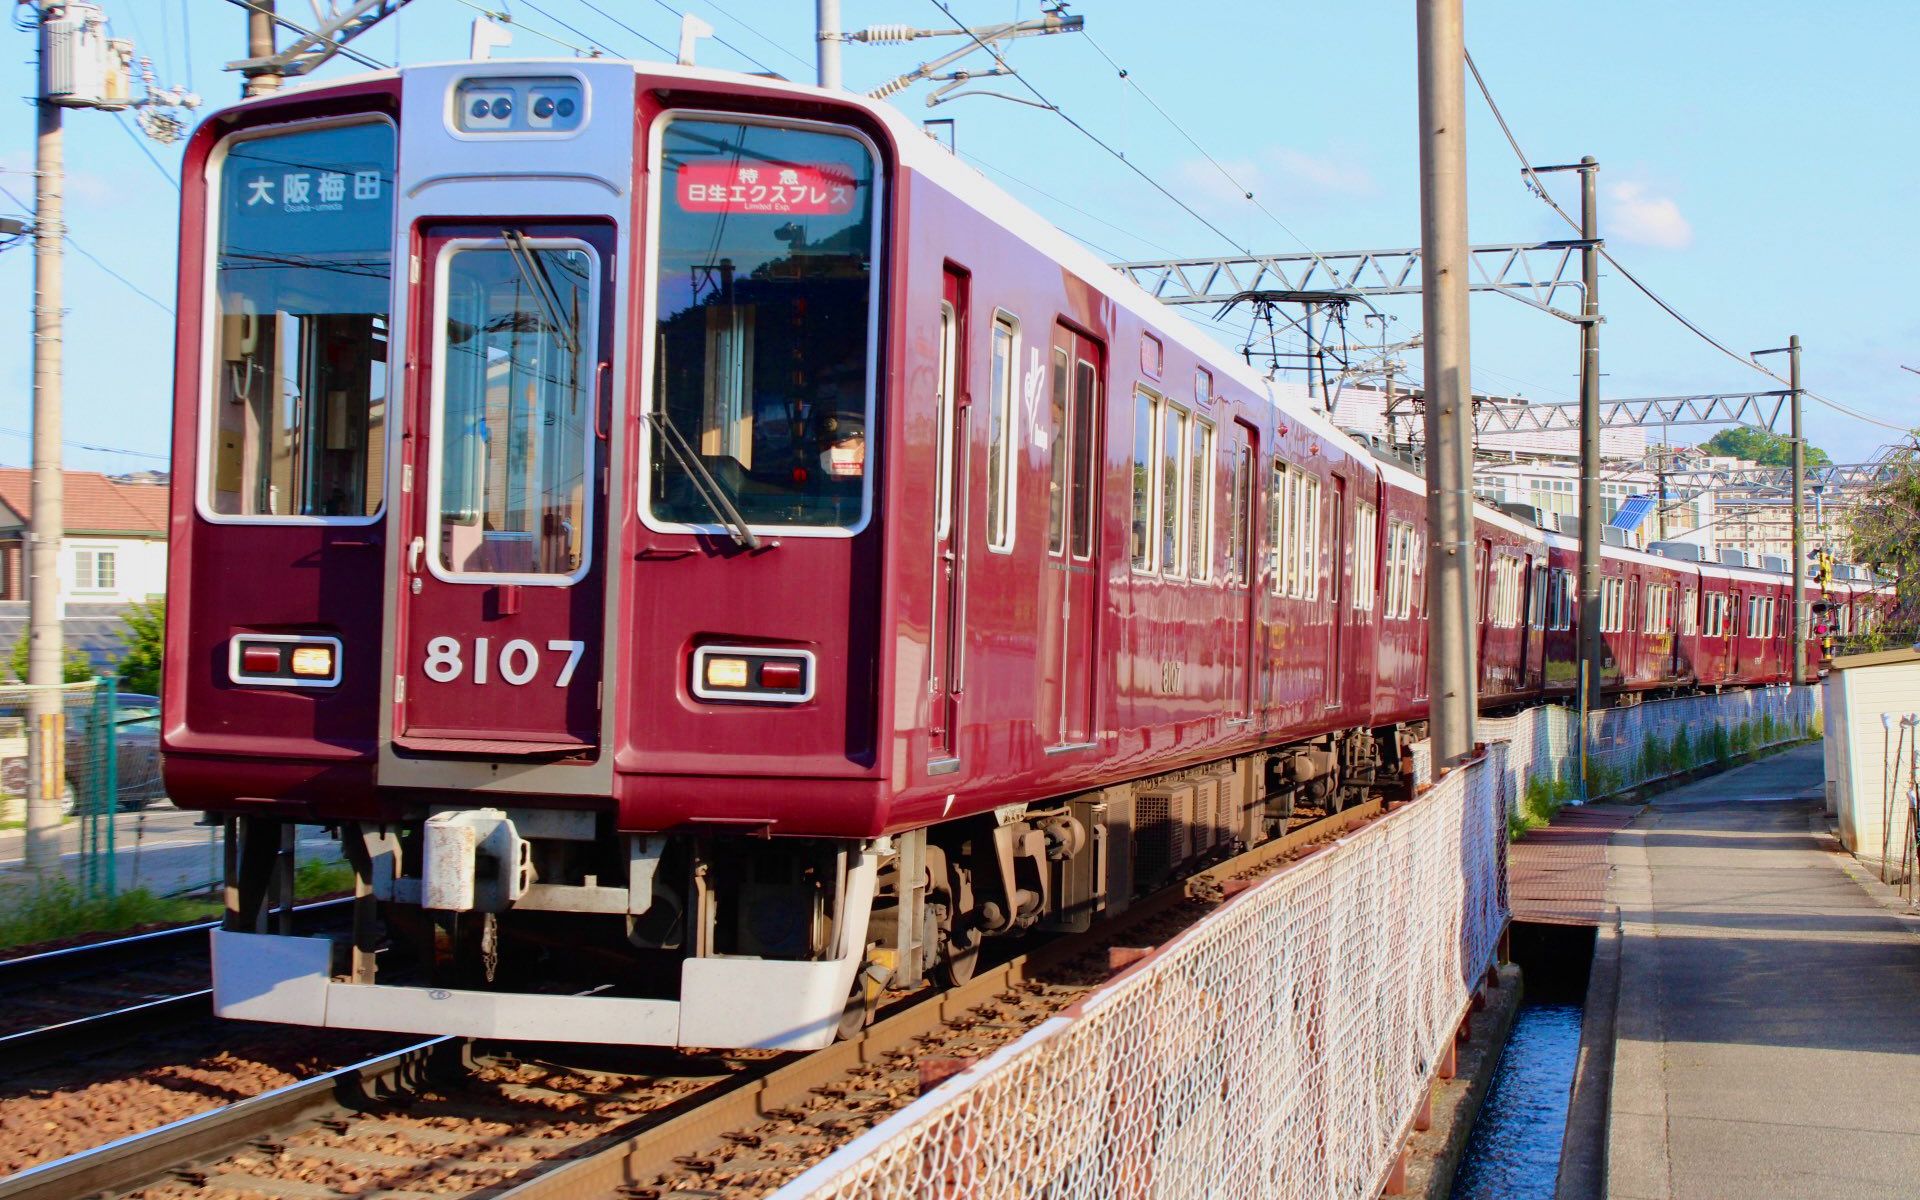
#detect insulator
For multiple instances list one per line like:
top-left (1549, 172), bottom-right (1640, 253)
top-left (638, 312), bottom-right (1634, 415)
top-left (867, 76), bottom-right (910, 100)
top-left (853, 24), bottom-right (917, 44)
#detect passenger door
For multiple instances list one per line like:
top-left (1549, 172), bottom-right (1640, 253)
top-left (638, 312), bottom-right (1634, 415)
top-left (1225, 421), bottom-right (1258, 728)
top-left (1044, 326), bottom-right (1103, 746)
top-left (391, 222), bottom-right (612, 756)
top-left (1324, 474), bottom-right (1346, 708)
top-left (927, 275), bottom-right (968, 769)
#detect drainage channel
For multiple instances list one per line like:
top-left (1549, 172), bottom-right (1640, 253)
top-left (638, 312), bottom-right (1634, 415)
top-left (1450, 922), bottom-right (1597, 1199)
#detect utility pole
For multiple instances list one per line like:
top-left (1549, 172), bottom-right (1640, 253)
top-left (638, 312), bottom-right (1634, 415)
top-left (816, 0), bottom-right (841, 89)
top-left (1535, 155), bottom-right (1601, 794)
top-left (1415, 0), bottom-right (1475, 767)
top-left (1755, 336), bottom-right (1808, 684)
top-left (244, 0), bottom-right (280, 96)
top-left (24, 14), bottom-right (66, 874)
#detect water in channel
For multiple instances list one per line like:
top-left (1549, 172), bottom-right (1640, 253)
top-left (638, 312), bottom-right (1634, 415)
top-left (1448, 1000), bottom-right (1585, 1199)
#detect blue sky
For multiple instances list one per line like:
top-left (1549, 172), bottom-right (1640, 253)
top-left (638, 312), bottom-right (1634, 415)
top-left (1, 0), bottom-right (1913, 474)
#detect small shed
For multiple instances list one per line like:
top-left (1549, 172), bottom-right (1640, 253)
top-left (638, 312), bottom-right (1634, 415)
top-left (1824, 645), bottom-right (1920, 877)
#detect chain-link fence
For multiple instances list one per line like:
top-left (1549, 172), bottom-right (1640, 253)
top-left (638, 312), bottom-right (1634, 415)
top-left (1480, 684), bottom-right (1821, 815)
top-left (0, 678), bottom-right (126, 896)
top-left (772, 752), bottom-right (1509, 1200)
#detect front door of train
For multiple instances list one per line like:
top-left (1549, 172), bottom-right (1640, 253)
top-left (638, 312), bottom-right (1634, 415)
top-left (1043, 327), bottom-right (1103, 747)
top-left (391, 222), bottom-right (614, 757)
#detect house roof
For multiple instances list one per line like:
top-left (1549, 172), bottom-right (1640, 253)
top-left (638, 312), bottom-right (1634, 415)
top-left (0, 468), bottom-right (169, 536)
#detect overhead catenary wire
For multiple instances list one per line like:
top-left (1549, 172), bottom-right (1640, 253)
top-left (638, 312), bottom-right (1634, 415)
top-left (567, 0), bottom-right (675, 59)
top-left (697, 0), bottom-right (813, 71)
top-left (924, 0), bottom-right (1249, 255)
top-left (1078, 30), bottom-right (1346, 283)
top-left (1464, 47), bottom-right (1911, 435)
top-left (0, 426), bottom-right (168, 462)
top-left (636, 0), bottom-right (779, 73)
top-left (449, 0), bottom-right (597, 58)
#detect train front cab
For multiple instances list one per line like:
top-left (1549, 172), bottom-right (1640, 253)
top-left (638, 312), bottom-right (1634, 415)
top-left (169, 61), bottom-right (904, 1051)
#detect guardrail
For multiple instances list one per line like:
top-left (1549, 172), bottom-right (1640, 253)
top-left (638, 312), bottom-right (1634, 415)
top-left (770, 751), bottom-right (1508, 1200)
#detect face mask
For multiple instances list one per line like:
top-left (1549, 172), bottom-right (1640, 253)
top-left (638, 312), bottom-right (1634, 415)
top-left (822, 437), bottom-right (866, 478)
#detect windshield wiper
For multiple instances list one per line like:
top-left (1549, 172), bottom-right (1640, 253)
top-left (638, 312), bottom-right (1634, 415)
top-left (501, 230), bottom-right (580, 358)
top-left (647, 409), bottom-right (763, 551)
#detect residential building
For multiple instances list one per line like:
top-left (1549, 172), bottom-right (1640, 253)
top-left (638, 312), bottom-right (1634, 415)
top-left (0, 468), bottom-right (169, 603)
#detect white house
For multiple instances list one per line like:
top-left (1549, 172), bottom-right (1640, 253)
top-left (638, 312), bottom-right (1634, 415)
top-left (0, 468), bottom-right (169, 604)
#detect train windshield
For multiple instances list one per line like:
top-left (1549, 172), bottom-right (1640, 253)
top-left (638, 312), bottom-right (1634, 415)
top-left (647, 116), bottom-right (880, 533)
top-left (204, 119), bottom-right (395, 520)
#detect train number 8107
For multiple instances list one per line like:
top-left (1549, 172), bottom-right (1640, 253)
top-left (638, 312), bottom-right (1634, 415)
top-left (422, 636), bottom-right (587, 687)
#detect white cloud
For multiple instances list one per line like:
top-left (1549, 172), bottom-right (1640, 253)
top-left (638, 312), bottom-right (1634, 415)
top-left (1606, 181), bottom-right (1693, 251)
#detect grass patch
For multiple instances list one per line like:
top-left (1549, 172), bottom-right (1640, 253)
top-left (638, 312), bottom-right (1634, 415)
top-left (0, 878), bottom-right (219, 952)
top-left (295, 857), bottom-right (353, 898)
top-left (1510, 773), bottom-right (1573, 841)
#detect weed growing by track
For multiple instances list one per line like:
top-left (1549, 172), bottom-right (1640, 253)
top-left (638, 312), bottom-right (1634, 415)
top-left (0, 880), bottom-right (217, 952)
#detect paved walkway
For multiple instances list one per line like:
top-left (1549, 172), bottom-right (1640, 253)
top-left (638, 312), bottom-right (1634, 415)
top-left (1608, 742), bottom-right (1920, 1199)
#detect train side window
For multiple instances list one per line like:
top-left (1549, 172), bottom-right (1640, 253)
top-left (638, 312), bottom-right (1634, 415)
top-left (1352, 502), bottom-right (1378, 611)
top-left (1188, 418), bottom-right (1213, 580)
top-left (1160, 401), bottom-right (1189, 578)
top-left (985, 315), bottom-right (1018, 553)
top-left (1047, 347), bottom-right (1070, 555)
top-left (1226, 442), bottom-right (1252, 585)
top-left (1070, 358), bottom-right (1098, 560)
top-left (936, 303), bottom-right (957, 541)
top-left (1270, 460), bottom-right (1291, 596)
top-left (1296, 472), bottom-right (1320, 600)
top-left (1131, 387), bottom-right (1156, 571)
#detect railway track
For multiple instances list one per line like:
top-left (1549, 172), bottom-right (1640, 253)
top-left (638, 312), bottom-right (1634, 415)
top-left (0, 802), bottom-right (1385, 1200)
top-left (0, 898), bottom-right (353, 1067)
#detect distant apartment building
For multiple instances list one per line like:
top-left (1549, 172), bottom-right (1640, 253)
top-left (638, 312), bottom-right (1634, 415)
top-left (0, 468), bottom-right (169, 603)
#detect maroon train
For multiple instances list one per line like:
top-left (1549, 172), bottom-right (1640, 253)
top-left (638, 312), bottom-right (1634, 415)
top-left (161, 58), bottom-right (1884, 1050)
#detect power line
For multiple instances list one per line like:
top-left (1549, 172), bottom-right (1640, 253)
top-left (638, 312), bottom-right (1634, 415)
top-left (1079, 30), bottom-right (1342, 280)
top-left (567, 0), bottom-right (674, 59)
top-left (924, 0), bottom-right (1248, 254)
top-left (0, 426), bottom-right (169, 462)
top-left (448, 0), bottom-right (596, 58)
top-left (114, 113), bottom-right (179, 190)
top-left (637, 0), bottom-right (778, 73)
top-left (1464, 46), bottom-right (1911, 436)
top-left (960, 150), bottom-right (1179, 257)
top-left (0, 183), bottom-right (172, 312)
top-left (697, 0), bottom-right (813, 71)
top-left (514, 0), bottom-right (620, 56)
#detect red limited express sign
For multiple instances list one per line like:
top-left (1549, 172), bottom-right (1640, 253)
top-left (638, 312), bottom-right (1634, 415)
top-left (676, 163), bottom-right (858, 215)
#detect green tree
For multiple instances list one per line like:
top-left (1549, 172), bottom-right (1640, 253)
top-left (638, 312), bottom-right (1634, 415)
top-left (114, 598), bottom-right (165, 697)
top-left (6, 635), bottom-right (94, 684)
top-left (1847, 440), bottom-right (1920, 630)
top-left (1700, 426), bottom-right (1832, 467)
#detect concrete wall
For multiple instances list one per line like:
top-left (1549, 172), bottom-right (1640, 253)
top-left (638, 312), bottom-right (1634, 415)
top-left (1827, 653), bottom-right (1920, 875)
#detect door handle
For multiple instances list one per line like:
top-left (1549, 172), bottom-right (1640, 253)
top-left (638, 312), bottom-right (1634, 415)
top-left (408, 536), bottom-right (424, 574)
top-left (595, 362), bottom-right (611, 440)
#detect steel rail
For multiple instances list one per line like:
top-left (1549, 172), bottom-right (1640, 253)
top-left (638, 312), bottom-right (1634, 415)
top-left (0, 1036), bottom-right (460, 1200)
top-left (0, 990), bottom-right (213, 1072)
top-left (0, 896), bottom-right (352, 988)
top-left (0, 805), bottom-right (1391, 1200)
top-left (493, 798), bottom-right (1389, 1200)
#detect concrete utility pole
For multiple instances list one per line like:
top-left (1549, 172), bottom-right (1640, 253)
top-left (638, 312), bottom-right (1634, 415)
top-left (1415, 0), bottom-right (1476, 767)
top-left (816, 0), bottom-right (841, 89)
top-left (1575, 158), bottom-right (1602, 787)
top-left (1790, 336), bottom-right (1805, 685)
top-left (1755, 336), bottom-right (1808, 684)
top-left (244, 0), bottom-right (281, 97)
top-left (25, 18), bottom-right (66, 874)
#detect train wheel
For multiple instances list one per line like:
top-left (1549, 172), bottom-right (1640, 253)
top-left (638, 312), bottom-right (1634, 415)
top-left (837, 976), bottom-right (875, 1040)
top-left (936, 928), bottom-right (979, 987)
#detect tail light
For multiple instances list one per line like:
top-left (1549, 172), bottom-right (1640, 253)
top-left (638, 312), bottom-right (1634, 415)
top-left (230, 635), bottom-right (343, 687)
top-left (692, 645), bottom-right (815, 703)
